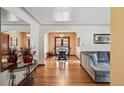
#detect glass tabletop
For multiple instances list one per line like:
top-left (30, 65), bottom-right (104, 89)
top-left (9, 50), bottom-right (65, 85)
top-left (2, 59), bottom-right (38, 72)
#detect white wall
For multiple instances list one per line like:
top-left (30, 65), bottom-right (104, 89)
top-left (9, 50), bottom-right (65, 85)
top-left (1, 24), bottom-right (30, 32)
top-left (0, 71), bottom-right (9, 86)
top-left (41, 25), bottom-right (110, 52)
top-left (79, 26), bottom-right (110, 51)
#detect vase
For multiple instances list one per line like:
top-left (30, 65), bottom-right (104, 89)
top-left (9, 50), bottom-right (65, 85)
top-left (23, 54), bottom-right (33, 63)
top-left (8, 54), bottom-right (18, 63)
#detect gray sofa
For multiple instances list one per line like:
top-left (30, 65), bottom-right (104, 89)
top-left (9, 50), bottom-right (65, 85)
top-left (80, 51), bottom-right (110, 82)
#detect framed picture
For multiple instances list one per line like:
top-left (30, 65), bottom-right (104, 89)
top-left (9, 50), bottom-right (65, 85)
top-left (11, 37), bottom-right (18, 46)
top-left (94, 34), bottom-right (110, 44)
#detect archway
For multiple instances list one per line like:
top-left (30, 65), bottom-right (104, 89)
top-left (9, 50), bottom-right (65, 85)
top-left (44, 31), bottom-right (81, 64)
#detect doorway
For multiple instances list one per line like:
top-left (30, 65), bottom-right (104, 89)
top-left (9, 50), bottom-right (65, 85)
top-left (44, 32), bottom-right (80, 59)
top-left (55, 37), bottom-right (70, 55)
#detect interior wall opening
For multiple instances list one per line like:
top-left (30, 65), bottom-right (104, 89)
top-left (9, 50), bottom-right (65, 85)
top-left (44, 31), bottom-right (80, 64)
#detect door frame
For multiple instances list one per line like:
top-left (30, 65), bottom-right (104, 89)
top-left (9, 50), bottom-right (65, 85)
top-left (55, 37), bottom-right (70, 55)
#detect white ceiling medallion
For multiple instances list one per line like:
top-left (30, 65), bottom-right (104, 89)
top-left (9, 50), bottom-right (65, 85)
top-left (53, 8), bottom-right (71, 22)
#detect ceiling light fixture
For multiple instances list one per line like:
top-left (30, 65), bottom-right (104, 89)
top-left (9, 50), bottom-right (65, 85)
top-left (59, 34), bottom-right (64, 38)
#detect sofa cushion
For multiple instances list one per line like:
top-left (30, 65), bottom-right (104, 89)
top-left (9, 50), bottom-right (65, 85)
top-left (97, 52), bottom-right (110, 64)
top-left (90, 53), bottom-right (97, 65)
top-left (90, 63), bottom-right (110, 76)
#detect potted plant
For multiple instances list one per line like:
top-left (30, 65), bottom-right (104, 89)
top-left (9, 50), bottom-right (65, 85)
top-left (8, 48), bottom-right (18, 63)
top-left (23, 48), bottom-right (33, 63)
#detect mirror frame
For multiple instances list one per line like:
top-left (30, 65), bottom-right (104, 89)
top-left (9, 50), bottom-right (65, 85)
top-left (0, 7), bottom-right (30, 72)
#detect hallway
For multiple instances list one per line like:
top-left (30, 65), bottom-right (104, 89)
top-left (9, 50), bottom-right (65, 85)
top-left (33, 56), bottom-right (109, 86)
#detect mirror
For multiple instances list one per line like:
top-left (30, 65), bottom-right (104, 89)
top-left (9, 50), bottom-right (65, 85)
top-left (0, 8), bottom-right (30, 72)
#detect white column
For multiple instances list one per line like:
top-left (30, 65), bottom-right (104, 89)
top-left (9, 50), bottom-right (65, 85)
top-left (39, 27), bottom-right (44, 64)
top-left (44, 32), bottom-right (48, 59)
top-left (30, 23), bottom-right (41, 64)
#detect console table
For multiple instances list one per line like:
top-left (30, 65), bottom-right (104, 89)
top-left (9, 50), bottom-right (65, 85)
top-left (8, 59), bottom-right (38, 86)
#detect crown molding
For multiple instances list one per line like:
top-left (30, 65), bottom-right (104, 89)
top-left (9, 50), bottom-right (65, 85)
top-left (22, 7), bottom-right (42, 25)
top-left (40, 24), bottom-right (110, 26)
top-left (1, 24), bottom-right (30, 25)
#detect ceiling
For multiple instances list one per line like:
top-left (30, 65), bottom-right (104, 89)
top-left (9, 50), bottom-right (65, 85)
top-left (1, 8), bottom-right (28, 25)
top-left (25, 7), bottom-right (110, 25)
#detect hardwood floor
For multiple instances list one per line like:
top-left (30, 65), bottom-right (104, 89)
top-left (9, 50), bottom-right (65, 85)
top-left (33, 56), bottom-right (110, 86)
